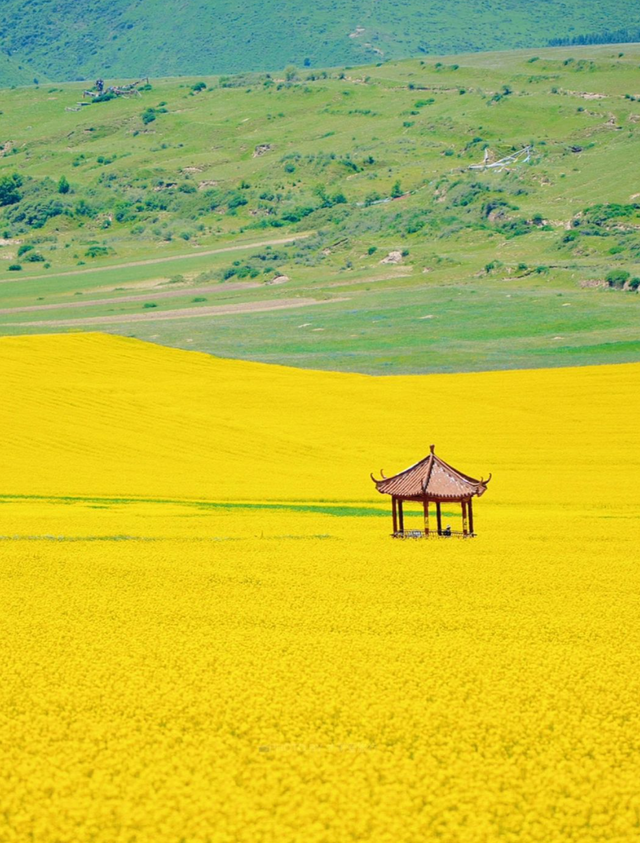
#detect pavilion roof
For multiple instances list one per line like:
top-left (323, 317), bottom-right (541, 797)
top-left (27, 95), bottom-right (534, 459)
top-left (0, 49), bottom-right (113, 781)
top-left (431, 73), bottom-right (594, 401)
top-left (371, 445), bottom-right (491, 501)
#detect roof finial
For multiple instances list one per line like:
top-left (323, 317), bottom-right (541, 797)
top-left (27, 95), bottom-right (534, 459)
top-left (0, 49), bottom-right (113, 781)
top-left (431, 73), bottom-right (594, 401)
top-left (430, 444), bottom-right (435, 454)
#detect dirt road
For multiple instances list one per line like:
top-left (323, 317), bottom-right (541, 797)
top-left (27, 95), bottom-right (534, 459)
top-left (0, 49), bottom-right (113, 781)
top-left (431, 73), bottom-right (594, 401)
top-left (0, 232), bottom-right (312, 284)
top-left (8, 296), bottom-right (346, 327)
top-left (0, 281), bottom-right (261, 315)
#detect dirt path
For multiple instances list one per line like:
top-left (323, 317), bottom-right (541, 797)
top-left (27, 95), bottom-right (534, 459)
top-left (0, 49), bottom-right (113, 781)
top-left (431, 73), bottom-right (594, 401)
top-left (326, 269), bottom-right (413, 288)
top-left (0, 232), bottom-right (312, 285)
top-left (8, 296), bottom-right (347, 327)
top-left (0, 281), bottom-right (262, 315)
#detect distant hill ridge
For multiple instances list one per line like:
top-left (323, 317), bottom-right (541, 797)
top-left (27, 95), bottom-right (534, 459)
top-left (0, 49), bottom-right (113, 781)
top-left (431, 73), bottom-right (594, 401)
top-left (1, 0), bottom-right (640, 84)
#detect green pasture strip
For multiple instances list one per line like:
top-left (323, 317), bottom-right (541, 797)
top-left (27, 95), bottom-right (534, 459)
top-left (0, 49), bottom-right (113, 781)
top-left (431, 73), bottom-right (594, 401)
top-left (0, 286), bottom-right (304, 324)
top-left (106, 280), bottom-right (640, 374)
top-left (0, 535), bottom-right (158, 541)
top-left (0, 281), bottom-right (261, 314)
top-left (0, 534), bottom-right (337, 542)
top-left (1, 276), bottom-right (638, 373)
top-left (0, 493), bottom-right (391, 517)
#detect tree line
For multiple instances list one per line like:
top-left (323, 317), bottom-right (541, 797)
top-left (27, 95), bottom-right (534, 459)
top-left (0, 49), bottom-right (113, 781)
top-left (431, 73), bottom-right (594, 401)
top-left (548, 27), bottom-right (640, 47)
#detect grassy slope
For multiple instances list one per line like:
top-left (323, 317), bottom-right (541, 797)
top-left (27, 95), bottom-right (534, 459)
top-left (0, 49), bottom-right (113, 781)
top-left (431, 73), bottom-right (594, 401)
top-left (0, 52), bottom-right (45, 86)
top-left (0, 45), bottom-right (639, 373)
top-left (2, 0), bottom-right (640, 82)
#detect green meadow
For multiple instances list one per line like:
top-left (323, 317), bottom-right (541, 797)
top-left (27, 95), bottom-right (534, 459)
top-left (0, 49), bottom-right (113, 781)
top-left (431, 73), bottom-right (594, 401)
top-left (0, 45), bottom-right (639, 373)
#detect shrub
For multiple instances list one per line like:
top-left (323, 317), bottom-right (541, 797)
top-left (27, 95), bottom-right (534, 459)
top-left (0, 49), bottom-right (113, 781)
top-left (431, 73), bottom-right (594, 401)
top-left (143, 302), bottom-right (158, 308)
top-left (17, 244), bottom-right (33, 257)
top-left (8, 264), bottom-right (21, 271)
top-left (0, 173), bottom-right (23, 207)
top-left (629, 277), bottom-right (640, 291)
top-left (142, 109), bottom-right (156, 125)
top-left (227, 193), bottom-right (248, 210)
top-left (85, 245), bottom-right (109, 259)
top-left (606, 269), bottom-right (630, 288)
top-left (75, 199), bottom-right (95, 218)
top-left (93, 91), bottom-right (116, 103)
top-left (114, 202), bottom-right (135, 223)
top-left (280, 206), bottom-right (314, 223)
top-left (25, 252), bottom-right (45, 262)
top-left (58, 176), bottom-right (70, 194)
top-left (6, 197), bottom-right (67, 229)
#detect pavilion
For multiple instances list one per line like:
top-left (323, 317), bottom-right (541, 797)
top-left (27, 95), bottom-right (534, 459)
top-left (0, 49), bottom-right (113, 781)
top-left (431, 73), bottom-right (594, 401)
top-left (371, 445), bottom-right (491, 538)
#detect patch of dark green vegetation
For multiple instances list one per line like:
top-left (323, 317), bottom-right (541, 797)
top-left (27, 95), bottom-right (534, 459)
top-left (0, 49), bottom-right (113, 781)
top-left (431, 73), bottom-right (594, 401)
top-left (0, 493), bottom-right (391, 517)
top-left (549, 26), bottom-right (640, 48)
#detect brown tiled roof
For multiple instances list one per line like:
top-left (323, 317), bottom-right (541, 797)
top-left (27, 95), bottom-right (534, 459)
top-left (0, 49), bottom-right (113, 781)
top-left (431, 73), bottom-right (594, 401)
top-left (371, 445), bottom-right (490, 501)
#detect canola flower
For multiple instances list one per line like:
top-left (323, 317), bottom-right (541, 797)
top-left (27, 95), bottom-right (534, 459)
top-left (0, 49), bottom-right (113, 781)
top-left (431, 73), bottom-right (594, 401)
top-left (0, 334), bottom-right (640, 842)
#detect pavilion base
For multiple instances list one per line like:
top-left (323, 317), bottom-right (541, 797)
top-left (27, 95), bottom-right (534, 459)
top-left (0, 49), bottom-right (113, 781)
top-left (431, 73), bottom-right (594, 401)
top-left (389, 494), bottom-right (477, 540)
top-left (392, 530), bottom-right (476, 539)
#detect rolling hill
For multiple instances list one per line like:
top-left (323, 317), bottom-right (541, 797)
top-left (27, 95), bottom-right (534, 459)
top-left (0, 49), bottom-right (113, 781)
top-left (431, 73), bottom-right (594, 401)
top-left (1, 0), bottom-right (640, 83)
top-left (0, 45), bottom-right (638, 373)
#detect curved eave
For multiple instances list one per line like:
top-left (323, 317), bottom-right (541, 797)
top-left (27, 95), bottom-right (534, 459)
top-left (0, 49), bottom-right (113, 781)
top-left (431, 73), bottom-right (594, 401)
top-left (371, 451), bottom-right (491, 500)
top-left (375, 488), bottom-right (486, 502)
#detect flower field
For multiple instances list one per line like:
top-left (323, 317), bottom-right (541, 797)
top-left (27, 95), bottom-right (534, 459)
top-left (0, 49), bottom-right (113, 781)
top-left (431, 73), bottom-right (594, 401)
top-left (1, 334), bottom-right (640, 842)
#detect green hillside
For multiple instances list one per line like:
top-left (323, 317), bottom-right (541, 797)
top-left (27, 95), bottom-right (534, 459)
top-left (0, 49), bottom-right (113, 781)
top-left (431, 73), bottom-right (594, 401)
top-left (1, 0), bottom-right (640, 83)
top-left (0, 45), bottom-right (638, 373)
top-left (0, 52), bottom-right (45, 87)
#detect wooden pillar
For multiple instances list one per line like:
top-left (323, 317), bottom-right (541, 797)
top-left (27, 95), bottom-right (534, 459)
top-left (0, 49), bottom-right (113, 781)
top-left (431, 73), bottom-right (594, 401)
top-left (392, 496), bottom-right (398, 535)
top-left (461, 500), bottom-right (468, 536)
top-left (398, 499), bottom-right (404, 535)
top-left (468, 497), bottom-right (474, 536)
top-left (436, 502), bottom-right (442, 536)
top-left (423, 499), bottom-right (429, 537)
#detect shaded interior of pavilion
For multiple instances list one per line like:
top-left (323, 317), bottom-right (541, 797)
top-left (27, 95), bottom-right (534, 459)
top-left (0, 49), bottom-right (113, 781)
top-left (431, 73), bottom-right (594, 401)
top-left (390, 495), bottom-right (476, 538)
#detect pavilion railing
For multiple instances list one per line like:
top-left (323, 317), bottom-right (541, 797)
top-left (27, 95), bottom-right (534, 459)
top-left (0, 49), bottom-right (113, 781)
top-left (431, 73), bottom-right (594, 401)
top-left (392, 529), bottom-right (476, 539)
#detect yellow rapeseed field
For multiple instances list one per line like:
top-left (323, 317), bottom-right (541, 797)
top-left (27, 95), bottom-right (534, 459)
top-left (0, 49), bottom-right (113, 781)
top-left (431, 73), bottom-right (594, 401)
top-left (1, 333), bottom-right (639, 842)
